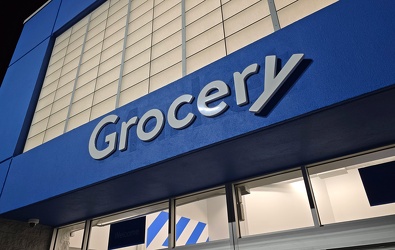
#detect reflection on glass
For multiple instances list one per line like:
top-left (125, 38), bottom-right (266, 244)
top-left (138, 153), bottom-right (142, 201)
top-left (175, 188), bottom-right (229, 247)
top-left (54, 222), bottom-right (85, 250)
top-left (309, 148), bottom-right (395, 225)
top-left (88, 202), bottom-right (168, 250)
top-left (236, 170), bottom-right (314, 236)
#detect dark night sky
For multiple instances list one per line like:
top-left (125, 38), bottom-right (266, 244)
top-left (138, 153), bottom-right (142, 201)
top-left (0, 1), bottom-right (49, 85)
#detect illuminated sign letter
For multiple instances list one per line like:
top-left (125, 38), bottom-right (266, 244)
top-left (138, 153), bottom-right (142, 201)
top-left (136, 109), bottom-right (165, 142)
top-left (234, 63), bottom-right (259, 106)
top-left (197, 80), bottom-right (230, 117)
top-left (119, 116), bottom-right (139, 151)
top-left (167, 94), bottom-right (196, 129)
top-left (250, 54), bottom-right (304, 114)
top-left (89, 114), bottom-right (120, 160)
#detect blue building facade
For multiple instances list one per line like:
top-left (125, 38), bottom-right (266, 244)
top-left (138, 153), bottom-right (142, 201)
top-left (1, 0), bottom-right (395, 249)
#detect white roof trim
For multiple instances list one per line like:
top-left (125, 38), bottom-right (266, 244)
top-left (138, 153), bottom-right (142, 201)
top-left (24, 0), bottom-right (52, 24)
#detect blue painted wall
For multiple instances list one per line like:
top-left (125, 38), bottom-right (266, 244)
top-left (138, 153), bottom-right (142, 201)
top-left (0, 39), bottom-right (52, 162)
top-left (0, 0), bottom-right (103, 163)
top-left (1, 0), bottom-right (395, 218)
top-left (9, 0), bottom-right (61, 65)
top-left (0, 160), bottom-right (11, 198)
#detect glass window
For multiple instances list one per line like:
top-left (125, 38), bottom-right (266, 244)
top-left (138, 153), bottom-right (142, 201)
top-left (175, 188), bottom-right (229, 247)
top-left (235, 170), bottom-right (314, 236)
top-left (88, 202), bottom-right (168, 250)
top-left (53, 222), bottom-right (85, 250)
top-left (308, 147), bottom-right (395, 225)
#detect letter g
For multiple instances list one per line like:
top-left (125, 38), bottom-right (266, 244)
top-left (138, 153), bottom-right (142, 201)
top-left (89, 114), bottom-right (120, 160)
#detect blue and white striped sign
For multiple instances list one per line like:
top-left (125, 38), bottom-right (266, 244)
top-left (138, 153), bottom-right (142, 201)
top-left (146, 211), bottom-right (209, 249)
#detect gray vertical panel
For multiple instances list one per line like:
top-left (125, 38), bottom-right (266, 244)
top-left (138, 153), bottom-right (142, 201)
top-left (115, 0), bottom-right (133, 109)
top-left (43, 33), bottom-right (72, 139)
top-left (225, 183), bottom-right (240, 249)
top-left (219, 0), bottom-right (228, 55)
top-left (267, 0), bottom-right (281, 31)
top-left (181, 0), bottom-right (186, 76)
top-left (63, 14), bottom-right (92, 133)
top-left (89, 1), bottom-right (111, 121)
top-left (148, 0), bottom-right (156, 93)
top-left (81, 220), bottom-right (92, 250)
top-left (49, 228), bottom-right (58, 250)
top-left (168, 198), bottom-right (176, 249)
top-left (301, 166), bottom-right (322, 227)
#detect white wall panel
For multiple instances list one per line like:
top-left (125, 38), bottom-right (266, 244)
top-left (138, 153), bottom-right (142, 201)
top-left (123, 49), bottom-right (151, 75)
top-left (43, 69), bottom-right (62, 87)
top-left (93, 81), bottom-right (118, 105)
top-left (74, 80), bottom-right (96, 103)
top-left (46, 58), bottom-right (65, 76)
top-left (29, 118), bottom-right (49, 137)
top-left (128, 21), bottom-right (152, 45)
top-left (79, 54), bottom-right (101, 76)
top-left (48, 47), bottom-right (67, 67)
top-left (70, 94), bottom-right (94, 117)
top-left (130, 0), bottom-right (153, 21)
top-left (185, 0), bottom-right (204, 11)
top-left (82, 43), bottom-right (103, 64)
top-left (52, 93), bottom-right (72, 113)
top-left (71, 15), bottom-right (89, 32)
top-left (224, 1), bottom-right (270, 37)
top-left (36, 92), bottom-right (56, 111)
top-left (154, 0), bottom-right (180, 18)
top-left (186, 8), bottom-right (221, 40)
top-left (87, 19), bottom-right (107, 40)
top-left (24, 132), bottom-right (45, 151)
top-left (108, 0), bottom-right (129, 16)
top-left (85, 31), bottom-right (105, 52)
top-left (185, 0), bottom-right (220, 25)
top-left (32, 105), bottom-right (52, 124)
top-left (77, 67), bottom-right (99, 87)
top-left (153, 3), bottom-right (181, 31)
top-left (277, 0), bottom-right (338, 28)
top-left (125, 35), bottom-right (152, 60)
top-left (121, 64), bottom-right (150, 90)
top-left (103, 28), bottom-right (125, 50)
top-left (67, 35), bottom-right (85, 53)
top-left (119, 79), bottom-right (149, 107)
top-left (69, 26), bottom-right (87, 44)
top-left (98, 52), bottom-right (122, 77)
top-left (186, 42), bottom-right (225, 74)
top-left (150, 46), bottom-right (182, 75)
top-left (226, 17), bottom-right (273, 54)
top-left (151, 31), bottom-right (181, 59)
top-left (54, 81), bottom-right (74, 101)
top-left (90, 96), bottom-right (116, 120)
top-left (131, 0), bottom-right (147, 11)
top-left (47, 107), bottom-right (68, 128)
top-left (66, 109), bottom-right (91, 132)
top-left (39, 82), bottom-right (58, 100)
top-left (152, 16), bottom-right (181, 44)
top-left (54, 29), bottom-right (71, 45)
top-left (62, 57), bottom-right (80, 76)
top-left (43, 121), bottom-right (66, 142)
top-left (150, 62), bottom-right (182, 92)
top-left (52, 36), bottom-right (70, 55)
top-left (96, 65), bottom-right (120, 90)
top-left (58, 69), bottom-right (77, 88)
top-left (186, 24), bottom-right (223, 57)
